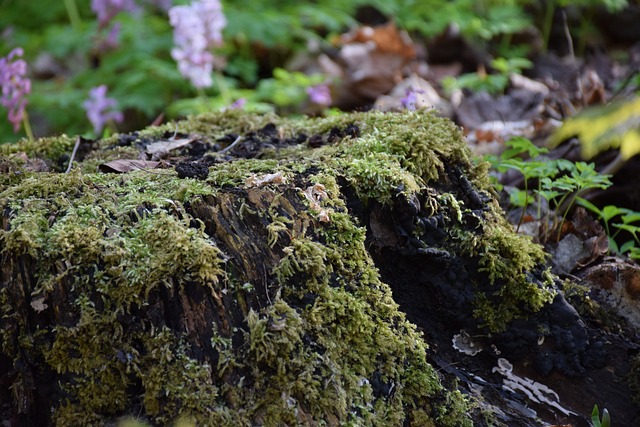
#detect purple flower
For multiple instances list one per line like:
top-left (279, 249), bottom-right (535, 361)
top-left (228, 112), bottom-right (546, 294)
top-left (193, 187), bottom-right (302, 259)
top-left (400, 87), bottom-right (424, 111)
top-left (99, 21), bottom-right (122, 51)
top-left (83, 85), bottom-right (123, 134)
top-left (91, 0), bottom-right (139, 28)
top-left (306, 84), bottom-right (332, 107)
top-left (169, 0), bottom-right (226, 88)
top-left (0, 47), bottom-right (31, 133)
top-left (229, 98), bottom-right (246, 109)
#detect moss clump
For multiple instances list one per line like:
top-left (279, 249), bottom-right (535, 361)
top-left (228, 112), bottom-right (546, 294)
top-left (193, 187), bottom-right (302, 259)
top-left (267, 196), bottom-right (471, 426)
top-left (0, 134), bottom-right (76, 171)
top-left (1, 109), bottom-right (553, 425)
top-left (458, 211), bottom-right (556, 332)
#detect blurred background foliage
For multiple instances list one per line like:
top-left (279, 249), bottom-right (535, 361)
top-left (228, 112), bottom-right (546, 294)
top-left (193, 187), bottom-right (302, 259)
top-left (0, 0), bottom-right (632, 142)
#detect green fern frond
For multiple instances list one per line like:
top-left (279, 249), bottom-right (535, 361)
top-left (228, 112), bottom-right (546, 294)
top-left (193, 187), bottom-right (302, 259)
top-left (550, 96), bottom-right (640, 160)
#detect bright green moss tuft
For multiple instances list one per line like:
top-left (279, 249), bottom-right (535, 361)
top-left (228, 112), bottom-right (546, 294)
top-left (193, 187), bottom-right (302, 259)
top-left (459, 211), bottom-right (556, 332)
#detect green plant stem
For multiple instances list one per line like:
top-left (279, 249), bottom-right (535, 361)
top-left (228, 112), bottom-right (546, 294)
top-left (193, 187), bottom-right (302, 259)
top-left (600, 153), bottom-right (626, 177)
top-left (63, 0), bottom-right (82, 30)
top-left (516, 178), bottom-right (529, 233)
top-left (195, 88), bottom-right (208, 114)
top-left (214, 71), bottom-right (231, 106)
top-left (498, 33), bottom-right (513, 56)
top-left (556, 192), bottom-right (578, 242)
top-left (537, 181), bottom-right (542, 221)
top-left (22, 110), bottom-right (34, 142)
top-left (576, 9), bottom-right (595, 58)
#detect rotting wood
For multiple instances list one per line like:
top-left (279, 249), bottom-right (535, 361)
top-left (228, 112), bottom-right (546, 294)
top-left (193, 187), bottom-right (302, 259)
top-left (1, 110), bottom-right (638, 426)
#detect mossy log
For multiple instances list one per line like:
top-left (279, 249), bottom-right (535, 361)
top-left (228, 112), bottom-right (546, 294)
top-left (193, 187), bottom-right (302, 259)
top-left (0, 110), bottom-right (603, 426)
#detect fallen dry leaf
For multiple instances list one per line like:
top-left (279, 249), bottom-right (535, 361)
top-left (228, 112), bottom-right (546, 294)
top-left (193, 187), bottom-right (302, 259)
top-left (548, 207), bottom-right (609, 274)
top-left (580, 69), bottom-right (606, 106)
top-left (456, 89), bottom-right (545, 130)
top-left (303, 183), bottom-right (331, 223)
top-left (245, 172), bottom-right (286, 187)
top-left (145, 138), bottom-right (194, 157)
top-left (303, 183), bottom-right (328, 203)
top-left (8, 152), bottom-right (51, 172)
top-left (98, 159), bottom-right (161, 173)
top-left (340, 21), bottom-right (416, 58)
top-left (333, 22), bottom-right (417, 104)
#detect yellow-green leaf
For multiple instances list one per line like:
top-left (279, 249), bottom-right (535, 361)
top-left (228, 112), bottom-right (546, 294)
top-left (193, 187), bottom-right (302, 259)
top-left (550, 96), bottom-right (640, 160)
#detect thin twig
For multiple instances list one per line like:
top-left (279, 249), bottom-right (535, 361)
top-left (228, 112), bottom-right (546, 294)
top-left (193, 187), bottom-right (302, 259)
top-left (22, 110), bottom-right (34, 142)
top-left (264, 269), bottom-right (272, 306)
top-left (65, 136), bottom-right (81, 173)
top-left (561, 10), bottom-right (574, 60)
top-left (219, 135), bottom-right (243, 154)
top-left (599, 152), bottom-right (627, 177)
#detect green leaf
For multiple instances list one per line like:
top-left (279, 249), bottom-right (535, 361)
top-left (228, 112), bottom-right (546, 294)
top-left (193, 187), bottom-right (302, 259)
top-left (538, 189), bottom-right (560, 202)
top-left (505, 137), bottom-right (548, 158)
top-left (601, 408), bottom-right (610, 427)
top-left (555, 159), bottom-right (576, 171)
top-left (592, 404), bottom-right (601, 427)
top-left (577, 197), bottom-right (602, 217)
top-left (612, 222), bottom-right (640, 235)
top-left (509, 189), bottom-right (531, 208)
top-left (603, 0), bottom-right (629, 12)
top-left (619, 240), bottom-right (636, 254)
top-left (621, 211), bottom-right (640, 224)
top-left (608, 237), bottom-right (620, 254)
top-left (628, 246), bottom-right (640, 260)
top-left (601, 205), bottom-right (628, 222)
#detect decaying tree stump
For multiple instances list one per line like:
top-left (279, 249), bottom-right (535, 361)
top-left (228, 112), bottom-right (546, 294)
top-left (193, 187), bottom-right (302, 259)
top-left (1, 111), bottom-right (639, 426)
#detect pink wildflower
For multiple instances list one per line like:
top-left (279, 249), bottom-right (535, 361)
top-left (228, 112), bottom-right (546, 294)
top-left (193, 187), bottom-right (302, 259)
top-left (0, 48), bottom-right (31, 133)
top-left (169, 0), bottom-right (226, 88)
top-left (229, 98), bottom-right (246, 109)
top-left (400, 87), bottom-right (424, 111)
top-left (101, 21), bottom-right (122, 50)
top-left (83, 85), bottom-right (124, 134)
top-left (306, 84), bottom-right (332, 107)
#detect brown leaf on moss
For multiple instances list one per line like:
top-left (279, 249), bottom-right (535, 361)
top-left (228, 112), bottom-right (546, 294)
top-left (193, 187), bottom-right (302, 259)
top-left (98, 159), bottom-right (161, 173)
top-left (145, 137), bottom-right (194, 158)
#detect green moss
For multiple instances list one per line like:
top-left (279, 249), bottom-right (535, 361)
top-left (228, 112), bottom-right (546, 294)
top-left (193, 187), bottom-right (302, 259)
top-left (0, 134), bottom-right (76, 170)
top-left (457, 210), bottom-right (555, 332)
top-left (1, 109), bottom-right (556, 426)
top-left (47, 296), bottom-right (131, 425)
top-left (339, 148), bottom-right (423, 205)
top-left (140, 329), bottom-right (229, 424)
top-left (338, 111), bottom-right (472, 184)
top-left (267, 185), bottom-right (470, 426)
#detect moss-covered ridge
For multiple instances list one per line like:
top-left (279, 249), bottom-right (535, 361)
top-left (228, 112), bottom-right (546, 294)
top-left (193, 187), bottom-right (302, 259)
top-left (0, 110), bottom-right (552, 425)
